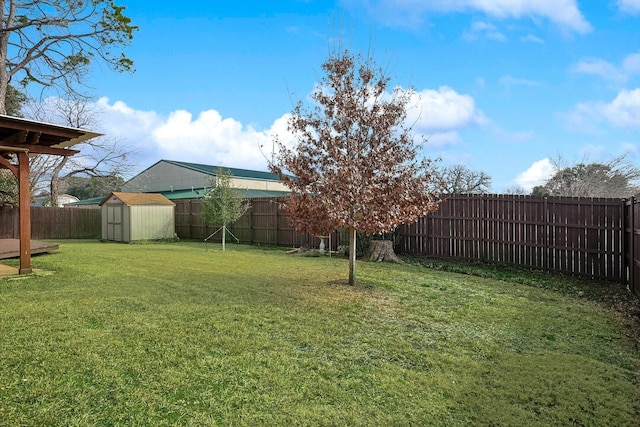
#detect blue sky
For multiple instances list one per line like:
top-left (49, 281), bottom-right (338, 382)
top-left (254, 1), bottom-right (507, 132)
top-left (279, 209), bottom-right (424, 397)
top-left (76, 0), bottom-right (640, 192)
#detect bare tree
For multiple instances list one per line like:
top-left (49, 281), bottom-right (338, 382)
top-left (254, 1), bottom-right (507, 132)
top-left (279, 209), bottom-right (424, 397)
top-left (532, 154), bottom-right (640, 198)
top-left (432, 164), bottom-right (491, 194)
top-left (0, 0), bottom-right (137, 113)
top-left (503, 184), bottom-right (529, 195)
top-left (24, 97), bottom-right (136, 205)
top-left (271, 49), bottom-right (440, 285)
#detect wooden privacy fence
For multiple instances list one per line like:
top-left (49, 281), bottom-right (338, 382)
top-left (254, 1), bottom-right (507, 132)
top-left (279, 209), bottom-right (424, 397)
top-left (175, 195), bottom-right (636, 296)
top-left (1, 195), bottom-right (639, 296)
top-left (625, 196), bottom-right (640, 297)
top-left (0, 206), bottom-right (101, 239)
top-left (176, 195), bottom-right (640, 283)
top-left (397, 194), bottom-right (625, 283)
top-left (174, 198), bottom-right (346, 249)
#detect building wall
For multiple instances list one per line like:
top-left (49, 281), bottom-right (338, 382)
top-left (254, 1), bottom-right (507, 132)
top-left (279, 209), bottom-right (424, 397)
top-left (123, 162), bottom-right (208, 193)
top-left (229, 176), bottom-right (289, 192)
top-left (122, 161), bottom-right (289, 193)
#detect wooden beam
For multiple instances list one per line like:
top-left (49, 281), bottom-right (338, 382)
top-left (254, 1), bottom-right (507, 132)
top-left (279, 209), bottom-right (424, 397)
top-left (0, 145), bottom-right (29, 152)
top-left (0, 155), bottom-right (18, 177)
top-left (26, 145), bottom-right (79, 156)
top-left (0, 143), bottom-right (78, 156)
top-left (0, 130), bottom-right (27, 145)
top-left (17, 151), bottom-right (31, 274)
top-left (26, 130), bottom-right (42, 145)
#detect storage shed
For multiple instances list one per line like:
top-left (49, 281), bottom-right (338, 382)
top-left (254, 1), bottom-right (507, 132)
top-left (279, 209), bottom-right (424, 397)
top-left (100, 192), bottom-right (175, 242)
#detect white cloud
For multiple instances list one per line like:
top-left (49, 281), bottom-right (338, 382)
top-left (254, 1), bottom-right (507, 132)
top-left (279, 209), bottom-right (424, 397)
top-left (408, 86), bottom-right (486, 133)
top-left (521, 34), bottom-right (545, 43)
top-left (514, 158), bottom-right (556, 190)
top-left (46, 88), bottom-right (488, 176)
top-left (463, 20), bottom-right (506, 41)
top-left (151, 110), bottom-right (274, 170)
top-left (618, 0), bottom-right (640, 14)
top-left (601, 89), bottom-right (640, 128)
top-left (578, 143), bottom-right (640, 162)
top-left (564, 88), bottom-right (640, 131)
top-left (90, 98), bottom-right (289, 175)
top-left (572, 59), bottom-right (627, 84)
top-left (425, 131), bottom-right (462, 147)
top-left (572, 51), bottom-right (640, 84)
top-left (95, 97), bottom-right (162, 145)
top-left (623, 52), bottom-right (640, 73)
top-left (349, 0), bottom-right (591, 34)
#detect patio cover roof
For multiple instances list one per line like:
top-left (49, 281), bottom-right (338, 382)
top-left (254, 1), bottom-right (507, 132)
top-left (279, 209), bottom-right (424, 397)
top-left (0, 114), bottom-right (101, 274)
top-left (0, 114), bottom-right (101, 157)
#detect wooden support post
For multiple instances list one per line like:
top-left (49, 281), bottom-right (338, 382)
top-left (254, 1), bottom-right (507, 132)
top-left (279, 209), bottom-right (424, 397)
top-left (17, 151), bottom-right (32, 274)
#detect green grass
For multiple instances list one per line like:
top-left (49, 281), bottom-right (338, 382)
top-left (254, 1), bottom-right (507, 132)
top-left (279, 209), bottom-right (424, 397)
top-left (0, 241), bottom-right (639, 426)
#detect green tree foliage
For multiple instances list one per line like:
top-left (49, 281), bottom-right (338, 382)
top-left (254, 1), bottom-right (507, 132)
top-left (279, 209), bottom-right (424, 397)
top-left (64, 175), bottom-right (124, 200)
top-left (0, 169), bottom-right (18, 205)
top-left (532, 155), bottom-right (640, 198)
top-left (4, 85), bottom-right (27, 116)
top-left (0, 0), bottom-right (137, 113)
top-left (270, 49), bottom-right (440, 285)
top-left (0, 85), bottom-right (25, 202)
top-left (201, 168), bottom-right (250, 251)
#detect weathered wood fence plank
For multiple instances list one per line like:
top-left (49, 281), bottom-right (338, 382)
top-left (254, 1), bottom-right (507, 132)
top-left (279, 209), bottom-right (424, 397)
top-left (2, 194), bottom-right (639, 297)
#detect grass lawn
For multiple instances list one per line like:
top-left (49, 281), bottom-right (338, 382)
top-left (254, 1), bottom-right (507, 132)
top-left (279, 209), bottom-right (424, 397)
top-left (0, 240), bottom-right (639, 426)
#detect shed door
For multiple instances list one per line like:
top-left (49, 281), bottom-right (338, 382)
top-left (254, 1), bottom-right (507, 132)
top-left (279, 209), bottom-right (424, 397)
top-left (106, 205), bottom-right (123, 241)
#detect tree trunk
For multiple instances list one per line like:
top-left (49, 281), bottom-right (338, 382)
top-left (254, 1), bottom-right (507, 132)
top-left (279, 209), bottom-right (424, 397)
top-left (0, 17), bottom-right (10, 116)
top-left (348, 228), bottom-right (356, 285)
top-left (49, 157), bottom-right (68, 206)
top-left (366, 240), bottom-right (403, 263)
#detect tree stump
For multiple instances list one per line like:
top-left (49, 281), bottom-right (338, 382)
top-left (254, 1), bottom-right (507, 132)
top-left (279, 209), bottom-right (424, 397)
top-left (366, 240), bottom-right (403, 263)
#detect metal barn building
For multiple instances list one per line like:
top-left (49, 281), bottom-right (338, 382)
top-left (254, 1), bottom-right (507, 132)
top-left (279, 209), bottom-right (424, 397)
top-left (121, 160), bottom-right (290, 196)
top-left (100, 192), bottom-right (175, 242)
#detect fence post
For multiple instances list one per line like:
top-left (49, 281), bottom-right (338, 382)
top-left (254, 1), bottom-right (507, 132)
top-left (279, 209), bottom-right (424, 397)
top-left (544, 196), bottom-right (549, 272)
top-left (628, 196), bottom-right (634, 291)
top-left (274, 199), bottom-right (279, 246)
top-left (481, 194), bottom-right (487, 262)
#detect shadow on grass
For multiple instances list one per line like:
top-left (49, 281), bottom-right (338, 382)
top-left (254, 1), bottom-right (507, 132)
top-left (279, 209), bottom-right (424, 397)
top-left (405, 256), bottom-right (640, 348)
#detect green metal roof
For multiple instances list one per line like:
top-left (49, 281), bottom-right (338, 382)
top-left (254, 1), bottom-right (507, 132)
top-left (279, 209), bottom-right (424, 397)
top-left (163, 160), bottom-right (284, 182)
top-left (157, 188), bottom-right (288, 200)
top-left (68, 188), bottom-right (289, 205)
top-left (68, 160), bottom-right (292, 205)
top-left (67, 196), bottom-right (103, 205)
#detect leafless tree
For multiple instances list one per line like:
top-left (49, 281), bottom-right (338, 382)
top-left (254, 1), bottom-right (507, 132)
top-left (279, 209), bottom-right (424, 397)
top-left (503, 184), bottom-right (529, 195)
top-left (432, 164), bottom-right (491, 194)
top-left (24, 97), bottom-right (136, 205)
top-left (532, 154), bottom-right (640, 198)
